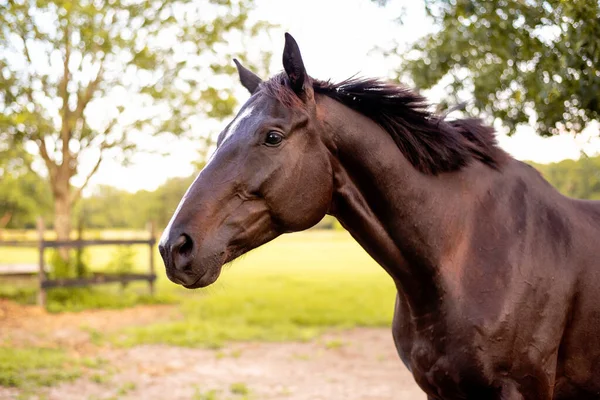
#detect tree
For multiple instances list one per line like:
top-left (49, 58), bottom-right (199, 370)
top-left (149, 175), bottom-right (196, 228)
top-left (76, 174), bottom-right (195, 230)
top-left (529, 153), bottom-right (600, 200)
top-left (0, 0), bottom-right (269, 261)
top-left (77, 176), bottom-right (196, 230)
top-left (380, 0), bottom-right (600, 136)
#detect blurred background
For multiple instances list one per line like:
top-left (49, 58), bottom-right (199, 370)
top-left (1, 0), bottom-right (598, 399)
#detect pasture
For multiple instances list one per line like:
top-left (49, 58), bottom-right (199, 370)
top-left (0, 230), bottom-right (424, 399)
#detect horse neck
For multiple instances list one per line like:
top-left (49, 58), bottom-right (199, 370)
top-left (321, 96), bottom-right (476, 316)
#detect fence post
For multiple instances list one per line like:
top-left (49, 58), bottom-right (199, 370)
top-left (148, 221), bottom-right (156, 295)
top-left (37, 217), bottom-right (46, 308)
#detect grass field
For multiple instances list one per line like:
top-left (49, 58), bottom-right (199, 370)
top-left (0, 347), bottom-right (83, 388)
top-left (1, 230), bottom-right (397, 347)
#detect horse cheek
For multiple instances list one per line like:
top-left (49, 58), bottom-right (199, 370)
top-left (290, 158), bottom-right (332, 230)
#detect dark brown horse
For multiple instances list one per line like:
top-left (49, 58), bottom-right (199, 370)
top-left (159, 34), bottom-right (600, 399)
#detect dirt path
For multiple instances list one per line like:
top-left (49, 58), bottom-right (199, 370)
top-left (0, 300), bottom-right (180, 351)
top-left (45, 329), bottom-right (425, 400)
top-left (3, 329), bottom-right (426, 400)
top-left (0, 301), bottom-right (426, 399)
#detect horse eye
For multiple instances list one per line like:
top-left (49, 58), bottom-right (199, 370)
top-left (264, 131), bottom-right (283, 147)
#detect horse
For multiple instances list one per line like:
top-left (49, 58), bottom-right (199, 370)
top-left (158, 33), bottom-right (600, 399)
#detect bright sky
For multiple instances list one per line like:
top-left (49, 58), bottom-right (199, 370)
top-left (83, 0), bottom-right (600, 194)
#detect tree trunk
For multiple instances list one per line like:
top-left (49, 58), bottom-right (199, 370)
top-left (0, 212), bottom-right (12, 240)
top-left (54, 192), bottom-right (71, 262)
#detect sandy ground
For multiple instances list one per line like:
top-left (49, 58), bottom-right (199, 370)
top-left (0, 301), bottom-right (426, 399)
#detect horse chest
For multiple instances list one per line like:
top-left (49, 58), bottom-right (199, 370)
top-left (397, 332), bottom-right (498, 399)
top-left (392, 297), bottom-right (497, 398)
top-left (409, 340), bottom-right (461, 394)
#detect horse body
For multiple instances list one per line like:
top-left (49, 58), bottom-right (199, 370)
top-left (321, 93), bottom-right (600, 398)
top-left (391, 166), bottom-right (600, 400)
top-left (159, 34), bottom-right (600, 399)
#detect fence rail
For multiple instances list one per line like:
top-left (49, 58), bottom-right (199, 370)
top-left (41, 273), bottom-right (156, 289)
top-left (0, 240), bottom-right (39, 247)
top-left (42, 238), bottom-right (155, 248)
top-left (0, 218), bottom-right (157, 307)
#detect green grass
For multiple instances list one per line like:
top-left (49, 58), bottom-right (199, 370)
top-left (0, 281), bottom-right (179, 313)
top-left (117, 382), bottom-right (137, 395)
top-left (193, 388), bottom-right (221, 400)
top-left (230, 382), bottom-right (250, 395)
top-left (45, 285), bottom-right (178, 313)
top-left (109, 231), bottom-right (396, 348)
top-left (90, 371), bottom-right (113, 385)
top-left (0, 347), bottom-right (81, 388)
top-left (324, 339), bottom-right (345, 350)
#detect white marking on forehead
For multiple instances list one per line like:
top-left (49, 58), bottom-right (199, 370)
top-left (221, 104), bottom-right (255, 145)
top-left (202, 103), bottom-right (255, 172)
top-left (159, 104), bottom-right (257, 245)
top-left (159, 104), bottom-right (256, 244)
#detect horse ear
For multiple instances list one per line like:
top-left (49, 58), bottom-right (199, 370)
top-left (282, 33), bottom-right (311, 97)
top-left (234, 59), bottom-right (262, 94)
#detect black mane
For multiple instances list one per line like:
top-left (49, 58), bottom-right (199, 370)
top-left (263, 74), bottom-right (506, 175)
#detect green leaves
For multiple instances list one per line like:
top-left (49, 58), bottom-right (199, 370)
top-left (0, 144), bottom-right (53, 228)
top-left (383, 0), bottom-right (600, 136)
top-left (530, 153), bottom-right (600, 200)
top-left (79, 175), bottom-right (196, 229)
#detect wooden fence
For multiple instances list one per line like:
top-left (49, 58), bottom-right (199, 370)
top-left (0, 218), bottom-right (157, 307)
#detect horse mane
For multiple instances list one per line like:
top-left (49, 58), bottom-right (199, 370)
top-left (262, 73), bottom-right (507, 175)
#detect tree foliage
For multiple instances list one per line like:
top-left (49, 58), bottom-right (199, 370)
top-left (0, 139), bottom-right (52, 229)
top-left (383, 0), bottom-right (600, 136)
top-left (529, 153), bottom-right (600, 200)
top-left (79, 175), bottom-right (195, 230)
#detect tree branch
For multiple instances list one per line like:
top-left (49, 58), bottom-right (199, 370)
top-left (70, 135), bottom-right (120, 202)
top-left (36, 137), bottom-right (58, 183)
top-left (70, 114), bottom-right (121, 202)
top-left (71, 151), bottom-right (103, 203)
top-left (16, 28), bottom-right (48, 137)
top-left (19, 31), bottom-right (33, 65)
top-left (73, 62), bottom-right (104, 124)
top-left (20, 4), bottom-right (53, 101)
top-left (58, 21), bottom-right (72, 168)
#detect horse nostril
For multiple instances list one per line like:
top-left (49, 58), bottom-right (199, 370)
top-left (171, 233), bottom-right (194, 271)
top-left (173, 233), bottom-right (193, 256)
